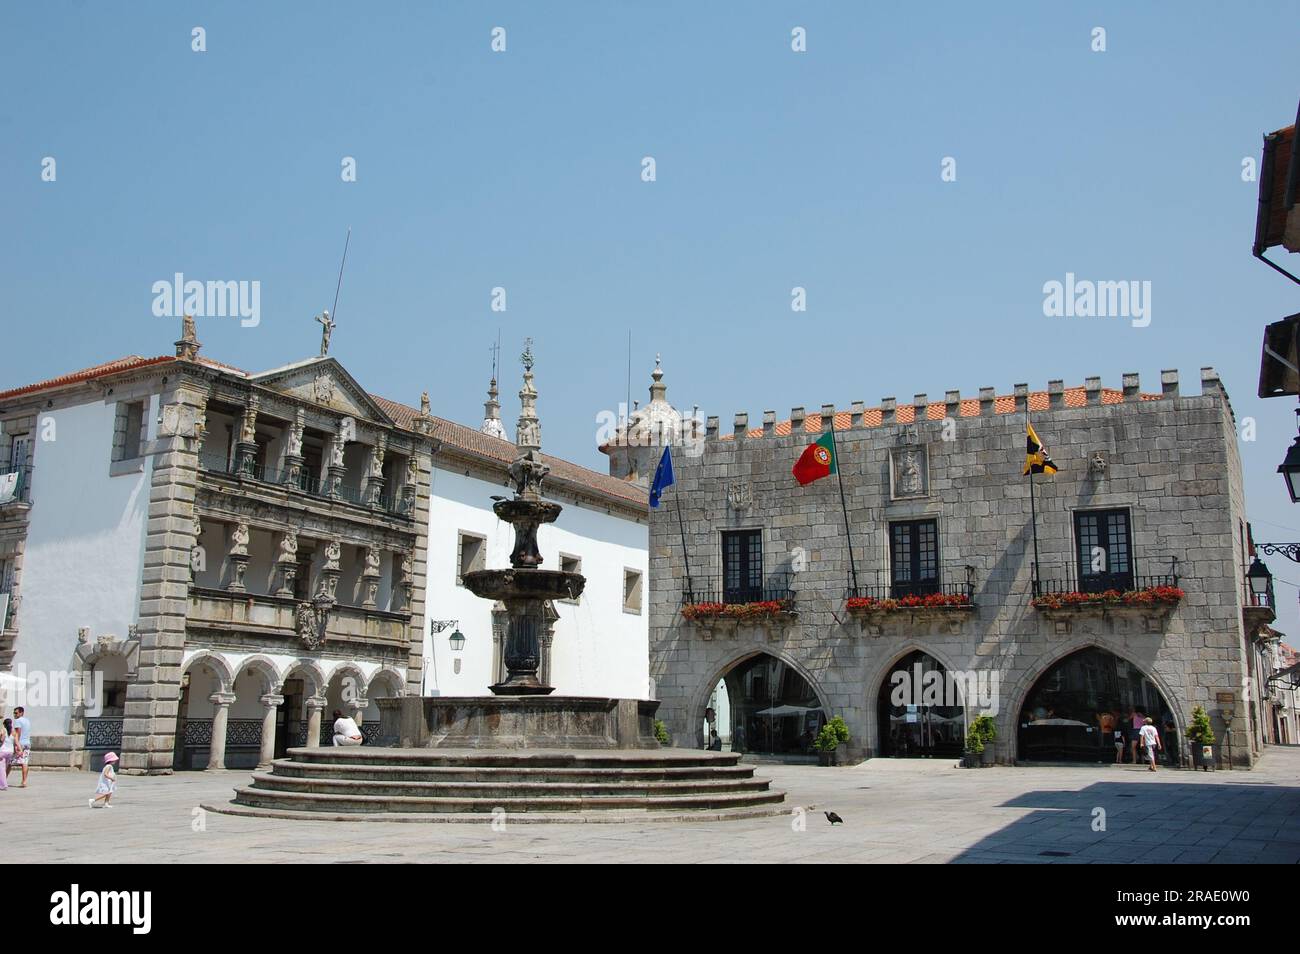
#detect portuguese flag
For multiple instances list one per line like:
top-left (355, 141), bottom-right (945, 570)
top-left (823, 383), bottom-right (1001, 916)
top-left (792, 432), bottom-right (837, 486)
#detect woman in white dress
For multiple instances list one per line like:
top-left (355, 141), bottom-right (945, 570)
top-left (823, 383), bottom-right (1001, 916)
top-left (0, 719), bottom-right (12, 791)
top-left (89, 751), bottom-right (118, 808)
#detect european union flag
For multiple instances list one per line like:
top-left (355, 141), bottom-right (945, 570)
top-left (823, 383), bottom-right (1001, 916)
top-left (649, 446), bottom-right (674, 509)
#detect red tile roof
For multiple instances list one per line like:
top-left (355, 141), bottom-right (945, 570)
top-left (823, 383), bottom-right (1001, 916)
top-left (723, 386), bottom-right (1162, 439)
top-left (0, 353), bottom-right (646, 508)
top-left (373, 396), bottom-right (647, 507)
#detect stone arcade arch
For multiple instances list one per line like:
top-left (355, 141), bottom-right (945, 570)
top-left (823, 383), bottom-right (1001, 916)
top-left (176, 651), bottom-right (237, 770)
top-left (365, 668), bottom-right (405, 745)
top-left (873, 647), bottom-right (968, 759)
top-left (691, 648), bottom-right (830, 756)
top-left (1013, 644), bottom-right (1182, 765)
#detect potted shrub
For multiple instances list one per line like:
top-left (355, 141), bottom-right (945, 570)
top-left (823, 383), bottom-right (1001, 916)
top-left (1187, 706), bottom-right (1216, 771)
top-left (962, 731), bottom-right (983, 768)
top-left (971, 714), bottom-right (998, 766)
top-left (814, 716), bottom-right (851, 766)
top-left (814, 724), bottom-right (840, 766)
top-left (653, 719), bottom-right (670, 746)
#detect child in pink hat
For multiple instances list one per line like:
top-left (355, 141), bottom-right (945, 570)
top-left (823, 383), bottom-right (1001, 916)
top-left (89, 752), bottom-right (118, 808)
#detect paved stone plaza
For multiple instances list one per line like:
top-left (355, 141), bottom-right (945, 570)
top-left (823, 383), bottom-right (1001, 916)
top-left (10, 747), bottom-right (1300, 864)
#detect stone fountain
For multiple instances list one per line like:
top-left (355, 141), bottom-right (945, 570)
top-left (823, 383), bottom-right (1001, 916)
top-left (223, 343), bottom-right (786, 819)
top-left (382, 342), bottom-right (660, 748)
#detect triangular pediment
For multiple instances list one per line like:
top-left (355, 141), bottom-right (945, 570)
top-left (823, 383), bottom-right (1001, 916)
top-left (249, 357), bottom-right (394, 425)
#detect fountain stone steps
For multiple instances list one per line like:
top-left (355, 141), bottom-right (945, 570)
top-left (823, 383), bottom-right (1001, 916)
top-left (217, 746), bottom-right (786, 821)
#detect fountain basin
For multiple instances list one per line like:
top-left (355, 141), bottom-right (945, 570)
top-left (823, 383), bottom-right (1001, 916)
top-left (461, 568), bottom-right (586, 603)
top-left (380, 696), bottom-right (662, 749)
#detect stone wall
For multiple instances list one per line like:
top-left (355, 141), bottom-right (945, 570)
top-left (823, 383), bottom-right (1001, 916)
top-left (648, 369), bottom-right (1256, 766)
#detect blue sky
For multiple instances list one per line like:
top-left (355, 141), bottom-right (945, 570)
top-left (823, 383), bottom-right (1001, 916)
top-left (3, 2), bottom-right (1300, 629)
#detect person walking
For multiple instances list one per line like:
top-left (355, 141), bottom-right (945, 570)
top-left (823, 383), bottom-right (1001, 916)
top-left (0, 718), bottom-right (12, 791)
top-left (1139, 717), bottom-right (1163, 772)
top-left (331, 710), bottom-right (363, 747)
top-left (11, 706), bottom-right (31, 787)
top-left (89, 752), bottom-right (118, 808)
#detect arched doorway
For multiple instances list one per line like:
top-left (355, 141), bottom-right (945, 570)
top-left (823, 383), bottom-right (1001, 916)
top-left (707, 653), bottom-right (824, 756)
top-left (1017, 647), bottom-right (1177, 764)
top-left (877, 650), bottom-right (965, 758)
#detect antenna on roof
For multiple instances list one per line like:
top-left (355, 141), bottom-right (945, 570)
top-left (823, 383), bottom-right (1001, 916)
top-left (625, 330), bottom-right (632, 447)
top-left (490, 329), bottom-right (501, 380)
top-left (330, 227), bottom-right (351, 322)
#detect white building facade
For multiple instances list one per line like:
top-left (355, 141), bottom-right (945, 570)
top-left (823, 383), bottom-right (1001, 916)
top-left (0, 321), bottom-right (648, 772)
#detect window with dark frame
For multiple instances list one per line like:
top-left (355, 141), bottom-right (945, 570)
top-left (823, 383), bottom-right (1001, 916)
top-left (1074, 508), bottom-right (1133, 592)
top-left (721, 529), bottom-right (763, 603)
top-left (889, 519), bottom-right (940, 597)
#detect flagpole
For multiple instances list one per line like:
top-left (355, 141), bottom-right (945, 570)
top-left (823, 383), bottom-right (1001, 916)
top-left (827, 418), bottom-right (859, 595)
top-left (675, 482), bottom-right (694, 604)
top-left (1027, 413), bottom-right (1041, 597)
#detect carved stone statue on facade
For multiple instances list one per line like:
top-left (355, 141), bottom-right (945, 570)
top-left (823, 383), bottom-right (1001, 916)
top-left (278, 530), bottom-right (299, 564)
top-left (368, 445), bottom-right (385, 477)
top-left (330, 437), bottom-right (346, 468)
top-left (316, 310), bottom-right (335, 357)
top-left (323, 540), bottom-right (341, 571)
top-left (175, 314), bottom-right (200, 361)
top-left (898, 450), bottom-right (922, 495)
top-left (364, 548), bottom-right (381, 576)
top-left (405, 455), bottom-right (418, 486)
top-left (229, 522), bottom-right (250, 557)
top-left (287, 422), bottom-right (304, 458)
top-left (239, 410), bottom-right (257, 445)
top-left (420, 392), bottom-right (431, 416)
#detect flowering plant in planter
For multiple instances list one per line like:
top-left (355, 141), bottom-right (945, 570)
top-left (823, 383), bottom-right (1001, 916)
top-left (680, 599), bottom-right (794, 621)
top-left (1031, 585), bottom-right (1184, 610)
top-left (846, 592), bottom-right (972, 612)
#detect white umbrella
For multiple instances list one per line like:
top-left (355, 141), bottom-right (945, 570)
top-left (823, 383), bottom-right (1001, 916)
top-left (754, 704), bottom-right (820, 718)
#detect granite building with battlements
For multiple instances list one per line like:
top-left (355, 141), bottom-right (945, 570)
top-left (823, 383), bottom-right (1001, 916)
top-left (642, 368), bottom-right (1275, 767)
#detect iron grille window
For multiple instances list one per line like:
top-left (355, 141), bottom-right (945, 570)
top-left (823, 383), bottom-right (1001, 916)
top-left (890, 520), bottom-right (940, 597)
top-left (722, 529), bottom-right (763, 603)
top-left (1075, 509), bottom-right (1133, 592)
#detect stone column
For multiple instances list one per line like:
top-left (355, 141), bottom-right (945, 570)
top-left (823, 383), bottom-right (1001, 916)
top-left (283, 410), bottom-right (306, 489)
top-left (326, 432), bottom-right (347, 499)
top-left (226, 522), bottom-right (250, 593)
top-left (258, 693), bottom-right (283, 768)
top-left (361, 546), bottom-right (381, 608)
top-left (207, 691), bottom-right (236, 770)
top-left (319, 540), bottom-right (342, 601)
top-left (365, 442), bottom-right (386, 508)
top-left (354, 698), bottom-right (368, 727)
top-left (304, 697), bottom-right (326, 749)
top-left (275, 529), bottom-right (299, 597)
top-left (235, 398), bottom-right (259, 475)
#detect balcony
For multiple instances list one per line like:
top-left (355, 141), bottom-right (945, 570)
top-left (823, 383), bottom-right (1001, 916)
top-left (187, 586), bottom-right (411, 650)
top-left (0, 465), bottom-right (31, 509)
top-left (198, 454), bottom-right (412, 521)
top-left (1243, 571), bottom-right (1278, 637)
top-left (845, 571), bottom-right (977, 635)
top-left (679, 574), bottom-right (795, 638)
top-left (1031, 565), bottom-right (1182, 632)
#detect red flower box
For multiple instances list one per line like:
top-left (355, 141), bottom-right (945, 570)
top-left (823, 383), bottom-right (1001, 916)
top-left (846, 592), bottom-right (972, 612)
top-left (1030, 585), bottom-right (1184, 610)
top-left (681, 599), bottom-right (794, 621)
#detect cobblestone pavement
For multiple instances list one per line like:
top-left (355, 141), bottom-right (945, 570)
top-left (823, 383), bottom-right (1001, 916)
top-left (12, 747), bottom-right (1300, 863)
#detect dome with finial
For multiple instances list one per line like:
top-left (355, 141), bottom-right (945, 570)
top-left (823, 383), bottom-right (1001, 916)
top-left (599, 354), bottom-right (684, 486)
top-left (618, 354), bottom-right (682, 448)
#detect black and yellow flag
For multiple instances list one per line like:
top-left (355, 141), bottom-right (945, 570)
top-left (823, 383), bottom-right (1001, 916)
top-left (1024, 423), bottom-right (1058, 476)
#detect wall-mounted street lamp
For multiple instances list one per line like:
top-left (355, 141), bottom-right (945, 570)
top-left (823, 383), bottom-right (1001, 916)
top-left (430, 619), bottom-right (465, 651)
top-left (1247, 557), bottom-right (1274, 600)
top-left (1278, 414), bottom-right (1300, 503)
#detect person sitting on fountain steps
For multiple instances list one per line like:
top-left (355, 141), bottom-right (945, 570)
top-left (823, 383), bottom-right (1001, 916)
top-left (332, 710), bottom-right (363, 747)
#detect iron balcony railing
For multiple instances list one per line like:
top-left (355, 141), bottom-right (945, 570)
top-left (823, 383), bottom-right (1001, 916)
top-left (683, 573), bottom-right (794, 606)
top-left (1033, 562), bottom-right (1179, 598)
top-left (847, 573), bottom-right (976, 603)
top-left (0, 465), bottom-right (31, 505)
top-left (198, 453), bottom-right (409, 518)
